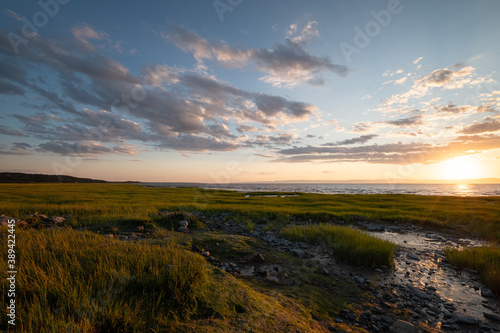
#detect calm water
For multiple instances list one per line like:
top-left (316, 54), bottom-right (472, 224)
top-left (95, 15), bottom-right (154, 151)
top-left (143, 183), bottom-right (500, 197)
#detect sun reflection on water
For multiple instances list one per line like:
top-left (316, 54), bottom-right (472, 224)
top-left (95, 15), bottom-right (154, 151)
top-left (455, 184), bottom-right (472, 196)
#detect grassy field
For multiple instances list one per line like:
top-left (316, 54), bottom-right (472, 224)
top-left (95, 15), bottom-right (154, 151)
top-left (1, 183), bottom-right (499, 240)
top-left (1, 183), bottom-right (500, 331)
top-left (280, 224), bottom-right (395, 267)
top-left (0, 228), bottom-right (366, 332)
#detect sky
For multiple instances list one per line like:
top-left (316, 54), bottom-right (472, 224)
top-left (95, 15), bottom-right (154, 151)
top-left (1, 0), bottom-right (500, 183)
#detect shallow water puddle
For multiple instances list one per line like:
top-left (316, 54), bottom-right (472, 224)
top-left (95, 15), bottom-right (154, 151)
top-left (370, 230), bottom-right (500, 329)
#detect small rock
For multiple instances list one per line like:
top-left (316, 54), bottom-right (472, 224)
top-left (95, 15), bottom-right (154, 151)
top-left (389, 320), bottom-right (418, 333)
top-left (177, 226), bottom-right (188, 233)
top-left (407, 253), bottom-right (419, 260)
top-left (136, 226), bottom-right (145, 232)
top-left (179, 220), bottom-right (188, 228)
top-left (104, 234), bottom-right (114, 238)
top-left (454, 314), bottom-right (479, 325)
top-left (291, 248), bottom-right (306, 258)
top-left (201, 251), bottom-right (210, 257)
top-left (483, 312), bottom-right (500, 322)
top-left (481, 287), bottom-right (495, 298)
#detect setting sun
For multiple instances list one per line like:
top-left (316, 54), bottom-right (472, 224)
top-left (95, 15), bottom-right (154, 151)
top-left (438, 156), bottom-right (485, 180)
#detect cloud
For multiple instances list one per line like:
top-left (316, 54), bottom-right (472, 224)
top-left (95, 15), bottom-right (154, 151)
top-left (394, 77), bottom-right (407, 85)
top-left (164, 24), bottom-right (348, 87)
top-left (0, 125), bottom-right (26, 137)
top-left (245, 133), bottom-right (297, 147)
top-left (274, 134), bottom-right (500, 165)
top-left (380, 114), bottom-right (424, 127)
top-left (237, 124), bottom-right (259, 133)
top-left (37, 141), bottom-right (137, 156)
top-left (323, 134), bottom-right (378, 146)
top-left (460, 117), bottom-right (500, 134)
top-left (413, 57), bottom-right (423, 65)
top-left (417, 66), bottom-right (473, 88)
top-left (286, 20), bottom-right (320, 44)
top-left (384, 65), bottom-right (478, 106)
top-left (3, 9), bottom-right (22, 21)
top-left (435, 104), bottom-right (474, 114)
top-left (0, 27), bottom-right (319, 154)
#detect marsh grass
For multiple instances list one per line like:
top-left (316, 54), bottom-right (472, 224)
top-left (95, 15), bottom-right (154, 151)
top-left (280, 224), bottom-right (395, 267)
top-left (1, 184), bottom-right (499, 240)
top-left (445, 246), bottom-right (500, 295)
top-left (0, 228), bottom-right (210, 331)
top-left (0, 228), bottom-right (360, 332)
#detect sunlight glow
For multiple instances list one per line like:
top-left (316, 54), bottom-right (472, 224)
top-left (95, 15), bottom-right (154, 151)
top-left (438, 156), bottom-right (485, 180)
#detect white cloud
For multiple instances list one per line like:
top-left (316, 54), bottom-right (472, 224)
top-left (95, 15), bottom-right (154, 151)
top-left (394, 77), bottom-right (407, 85)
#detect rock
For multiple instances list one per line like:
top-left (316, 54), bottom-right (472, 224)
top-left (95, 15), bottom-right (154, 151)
top-left (104, 234), bottom-right (114, 238)
top-left (407, 253), bottom-right (419, 261)
top-left (367, 224), bottom-right (385, 232)
top-left (201, 251), bottom-right (210, 257)
top-left (407, 285), bottom-right (430, 300)
top-left (483, 312), bottom-right (500, 322)
top-left (179, 220), bottom-right (188, 228)
top-left (454, 314), bottom-right (479, 325)
top-left (481, 287), bottom-right (495, 298)
top-left (263, 232), bottom-right (277, 242)
top-left (177, 226), bottom-right (188, 233)
top-left (389, 320), bottom-right (418, 333)
top-left (136, 226), bottom-right (145, 232)
top-left (192, 244), bottom-right (201, 253)
top-left (321, 268), bottom-right (329, 275)
top-left (291, 248), bottom-right (305, 258)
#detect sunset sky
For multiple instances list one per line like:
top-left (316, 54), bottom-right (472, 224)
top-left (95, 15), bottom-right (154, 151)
top-left (1, 0), bottom-right (500, 182)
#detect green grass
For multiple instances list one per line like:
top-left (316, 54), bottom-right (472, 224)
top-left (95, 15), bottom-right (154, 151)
top-left (445, 246), bottom-right (500, 295)
top-left (280, 224), bottom-right (395, 267)
top-left (1, 183), bottom-right (499, 240)
top-left (1, 228), bottom-right (353, 332)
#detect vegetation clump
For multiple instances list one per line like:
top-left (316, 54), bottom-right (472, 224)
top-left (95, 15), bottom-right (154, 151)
top-left (280, 224), bottom-right (395, 267)
top-left (445, 246), bottom-right (500, 295)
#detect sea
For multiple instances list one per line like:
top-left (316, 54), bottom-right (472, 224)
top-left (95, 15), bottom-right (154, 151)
top-left (142, 183), bottom-right (500, 197)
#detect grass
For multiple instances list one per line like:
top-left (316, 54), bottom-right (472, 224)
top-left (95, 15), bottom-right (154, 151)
top-left (280, 224), bottom-right (395, 267)
top-left (445, 246), bottom-right (500, 295)
top-left (1, 228), bottom-right (356, 332)
top-left (1, 228), bottom-right (209, 332)
top-left (3, 183), bottom-right (487, 331)
top-left (0, 183), bottom-right (499, 240)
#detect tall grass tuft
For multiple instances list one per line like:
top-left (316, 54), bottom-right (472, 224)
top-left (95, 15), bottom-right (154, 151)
top-left (280, 224), bottom-right (395, 267)
top-left (445, 246), bottom-right (500, 295)
top-left (0, 229), bottom-right (209, 332)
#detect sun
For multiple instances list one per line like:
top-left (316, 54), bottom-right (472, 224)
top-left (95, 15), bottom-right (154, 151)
top-left (438, 156), bottom-right (484, 180)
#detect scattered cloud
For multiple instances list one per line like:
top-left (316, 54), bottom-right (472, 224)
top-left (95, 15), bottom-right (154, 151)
top-left (323, 134), bottom-right (378, 146)
top-left (394, 77), bottom-right (407, 85)
top-left (0, 26), bottom-right (319, 155)
top-left (163, 24), bottom-right (348, 87)
top-left (3, 9), bottom-right (22, 22)
top-left (413, 57), bottom-right (423, 65)
top-left (460, 116), bottom-right (500, 134)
